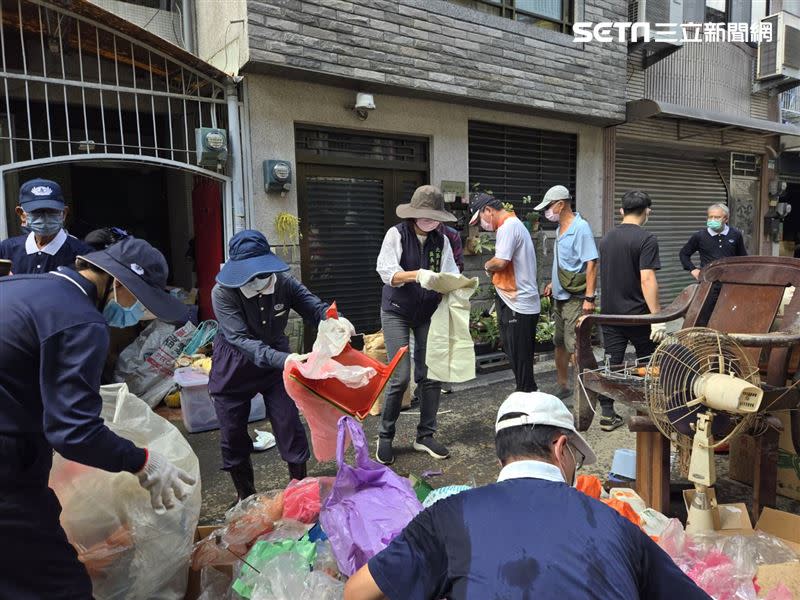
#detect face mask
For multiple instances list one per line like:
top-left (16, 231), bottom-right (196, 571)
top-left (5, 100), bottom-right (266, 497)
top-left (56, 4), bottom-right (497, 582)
top-left (240, 274), bottom-right (275, 298)
top-left (27, 211), bottom-right (64, 236)
top-left (559, 443), bottom-right (578, 487)
top-left (707, 219), bottom-right (724, 232)
top-left (544, 203), bottom-right (561, 223)
top-left (480, 214), bottom-right (495, 232)
top-left (103, 285), bottom-right (145, 328)
top-left (415, 218), bottom-right (439, 233)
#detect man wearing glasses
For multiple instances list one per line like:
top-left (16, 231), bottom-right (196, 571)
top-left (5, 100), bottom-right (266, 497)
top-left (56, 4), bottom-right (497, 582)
top-left (344, 392), bottom-right (708, 600)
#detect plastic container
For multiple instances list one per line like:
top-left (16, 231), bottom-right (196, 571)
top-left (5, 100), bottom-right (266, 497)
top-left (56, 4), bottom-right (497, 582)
top-left (610, 448), bottom-right (637, 480)
top-left (174, 367), bottom-right (266, 433)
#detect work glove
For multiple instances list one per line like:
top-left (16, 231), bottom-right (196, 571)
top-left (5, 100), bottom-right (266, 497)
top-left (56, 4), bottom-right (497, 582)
top-left (136, 450), bottom-right (196, 514)
top-left (650, 322), bottom-right (668, 344)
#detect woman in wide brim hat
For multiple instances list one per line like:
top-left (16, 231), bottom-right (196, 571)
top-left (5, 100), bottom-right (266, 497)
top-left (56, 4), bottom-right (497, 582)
top-left (207, 229), bottom-right (330, 504)
top-left (374, 185), bottom-right (459, 467)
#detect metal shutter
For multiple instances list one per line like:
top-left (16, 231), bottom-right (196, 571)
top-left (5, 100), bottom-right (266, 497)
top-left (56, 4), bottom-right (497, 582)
top-left (304, 176), bottom-right (387, 334)
top-left (468, 121), bottom-right (577, 223)
top-left (615, 150), bottom-right (728, 304)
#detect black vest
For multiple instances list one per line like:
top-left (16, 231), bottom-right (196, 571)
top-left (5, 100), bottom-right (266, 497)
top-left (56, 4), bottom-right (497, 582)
top-left (380, 221), bottom-right (444, 325)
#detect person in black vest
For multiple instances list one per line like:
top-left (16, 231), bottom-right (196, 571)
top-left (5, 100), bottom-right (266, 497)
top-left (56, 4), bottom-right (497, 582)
top-left (375, 185), bottom-right (460, 465)
top-left (679, 203), bottom-right (747, 279)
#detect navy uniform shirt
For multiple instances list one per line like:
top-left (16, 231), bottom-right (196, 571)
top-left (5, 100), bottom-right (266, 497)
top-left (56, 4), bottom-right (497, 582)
top-left (368, 473), bottom-right (710, 600)
top-left (211, 271), bottom-right (329, 370)
top-left (0, 230), bottom-right (93, 274)
top-left (679, 225), bottom-right (748, 271)
top-left (0, 268), bottom-right (146, 473)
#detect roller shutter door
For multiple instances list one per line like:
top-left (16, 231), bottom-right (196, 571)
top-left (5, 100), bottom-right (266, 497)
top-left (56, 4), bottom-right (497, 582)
top-left (615, 150), bottom-right (728, 304)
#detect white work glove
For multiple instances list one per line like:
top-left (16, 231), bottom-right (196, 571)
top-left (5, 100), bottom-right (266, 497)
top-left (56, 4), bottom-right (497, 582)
top-left (136, 450), bottom-right (196, 514)
top-left (650, 322), bottom-right (667, 343)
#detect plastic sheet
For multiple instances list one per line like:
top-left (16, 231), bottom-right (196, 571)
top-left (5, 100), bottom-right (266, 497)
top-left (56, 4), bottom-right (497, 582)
top-left (313, 540), bottom-right (339, 579)
top-left (223, 490), bottom-right (285, 546)
top-left (191, 529), bottom-right (249, 570)
top-left (196, 566), bottom-right (233, 600)
top-left (422, 485), bottom-right (471, 509)
top-left (49, 384), bottom-right (201, 600)
top-left (233, 538), bottom-right (317, 598)
top-left (320, 417), bottom-right (423, 576)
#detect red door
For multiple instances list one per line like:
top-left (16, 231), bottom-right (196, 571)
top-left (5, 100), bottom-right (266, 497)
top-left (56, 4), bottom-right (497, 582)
top-left (192, 177), bottom-right (224, 321)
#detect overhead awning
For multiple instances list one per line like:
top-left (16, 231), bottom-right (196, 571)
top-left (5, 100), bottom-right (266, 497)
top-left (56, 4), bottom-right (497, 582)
top-left (627, 99), bottom-right (800, 137)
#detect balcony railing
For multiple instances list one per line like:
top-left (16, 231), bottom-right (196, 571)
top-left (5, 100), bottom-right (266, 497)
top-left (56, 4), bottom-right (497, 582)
top-left (781, 89), bottom-right (800, 125)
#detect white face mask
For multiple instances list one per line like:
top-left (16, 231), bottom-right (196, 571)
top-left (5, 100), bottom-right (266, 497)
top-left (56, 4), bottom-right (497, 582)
top-left (544, 202), bottom-right (561, 223)
top-left (240, 274), bottom-right (275, 298)
top-left (480, 212), bottom-right (495, 232)
top-left (559, 444), bottom-right (578, 487)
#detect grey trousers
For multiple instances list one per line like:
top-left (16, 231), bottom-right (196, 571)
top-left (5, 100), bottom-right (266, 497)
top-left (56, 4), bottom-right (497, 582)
top-left (379, 309), bottom-right (441, 441)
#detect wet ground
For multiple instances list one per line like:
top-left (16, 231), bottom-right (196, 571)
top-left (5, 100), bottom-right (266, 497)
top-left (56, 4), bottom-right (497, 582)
top-left (163, 355), bottom-right (800, 525)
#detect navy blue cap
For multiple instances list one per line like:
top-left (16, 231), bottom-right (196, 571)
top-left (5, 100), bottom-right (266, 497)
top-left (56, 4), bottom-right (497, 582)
top-left (469, 192), bottom-right (498, 225)
top-left (19, 178), bottom-right (65, 212)
top-left (216, 229), bottom-right (290, 288)
top-left (79, 237), bottom-right (189, 324)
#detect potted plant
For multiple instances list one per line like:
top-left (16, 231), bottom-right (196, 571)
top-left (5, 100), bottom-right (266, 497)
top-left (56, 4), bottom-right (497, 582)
top-left (273, 212), bottom-right (301, 257)
top-left (535, 296), bottom-right (555, 352)
top-left (470, 308), bottom-right (500, 355)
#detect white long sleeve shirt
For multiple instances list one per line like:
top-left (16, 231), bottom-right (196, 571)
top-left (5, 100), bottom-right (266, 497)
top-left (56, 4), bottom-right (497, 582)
top-left (376, 227), bottom-right (459, 287)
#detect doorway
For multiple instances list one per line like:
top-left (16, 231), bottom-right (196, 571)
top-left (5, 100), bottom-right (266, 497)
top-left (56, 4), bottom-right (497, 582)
top-left (297, 164), bottom-right (426, 338)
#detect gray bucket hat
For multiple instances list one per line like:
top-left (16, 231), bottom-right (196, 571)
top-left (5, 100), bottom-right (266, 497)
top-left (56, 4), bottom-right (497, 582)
top-left (395, 185), bottom-right (456, 222)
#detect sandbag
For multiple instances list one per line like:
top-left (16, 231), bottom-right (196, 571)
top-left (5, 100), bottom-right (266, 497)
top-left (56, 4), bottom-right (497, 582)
top-left (49, 384), bottom-right (201, 600)
top-left (319, 417), bottom-right (422, 576)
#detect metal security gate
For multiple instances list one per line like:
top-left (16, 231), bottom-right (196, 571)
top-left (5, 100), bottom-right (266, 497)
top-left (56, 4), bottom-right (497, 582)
top-left (615, 148), bottom-right (729, 303)
top-left (296, 127), bottom-right (429, 336)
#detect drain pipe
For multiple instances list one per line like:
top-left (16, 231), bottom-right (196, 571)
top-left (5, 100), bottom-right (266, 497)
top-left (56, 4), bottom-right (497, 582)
top-left (226, 80), bottom-right (246, 232)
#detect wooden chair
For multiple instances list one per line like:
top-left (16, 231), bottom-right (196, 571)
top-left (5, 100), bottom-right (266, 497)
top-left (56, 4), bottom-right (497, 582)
top-left (575, 256), bottom-right (800, 518)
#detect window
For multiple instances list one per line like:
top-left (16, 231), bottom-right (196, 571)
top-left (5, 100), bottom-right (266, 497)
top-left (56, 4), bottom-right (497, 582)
top-left (468, 121), bottom-right (577, 228)
top-left (703, 0), bottom-right (769, 26)
top-left (449, 0), bottom-right (573, 34)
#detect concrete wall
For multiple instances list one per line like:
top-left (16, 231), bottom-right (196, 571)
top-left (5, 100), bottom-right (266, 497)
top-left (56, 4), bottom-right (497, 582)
top-left (87, 0), bottom-right (179, 45)
top-left (245, 0), bottom-right (628, 124)
top-left (244, 75), bottom-right (606, 243)
top-left (195, 0), bottom-right (249, 75)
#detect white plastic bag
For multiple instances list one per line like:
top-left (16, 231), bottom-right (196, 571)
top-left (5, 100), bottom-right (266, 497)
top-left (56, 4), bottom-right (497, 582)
top-left (49, 384), bottom-right (202, 600)
top-left (114, 320), bottom-right (197, 407)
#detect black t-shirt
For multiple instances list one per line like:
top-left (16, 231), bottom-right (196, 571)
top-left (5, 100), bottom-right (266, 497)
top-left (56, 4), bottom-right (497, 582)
top-left (599, 223), bottom-right (661, 315)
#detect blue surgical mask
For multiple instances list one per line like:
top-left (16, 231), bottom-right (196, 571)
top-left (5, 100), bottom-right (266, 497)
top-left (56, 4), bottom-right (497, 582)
top-left (707, 219), bottom-right (724, 232)
top-left (103, 285), bottom-right (145, 328)
top-left (27, 211), bottom-right (64, 236)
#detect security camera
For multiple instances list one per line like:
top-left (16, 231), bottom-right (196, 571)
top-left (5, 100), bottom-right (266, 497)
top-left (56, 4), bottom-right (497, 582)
top-left (354, 93), bottom-right (375, 120)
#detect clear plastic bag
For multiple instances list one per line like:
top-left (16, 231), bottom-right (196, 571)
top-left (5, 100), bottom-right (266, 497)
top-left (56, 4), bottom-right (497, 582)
top-left (305, 570), bottom-right (345, 599)
top-left (249, 552), bottom-right (311, 600)
top-left (313, 540), bottom-right (340, 580)
top-left (49, 384), bottom-right (201, 600)
top-left (223, 490), bottom-right (285, 546)
top-left (283, 477), bottom-right (334, 524)
top-left (197, 566), bottom-right (233, 600)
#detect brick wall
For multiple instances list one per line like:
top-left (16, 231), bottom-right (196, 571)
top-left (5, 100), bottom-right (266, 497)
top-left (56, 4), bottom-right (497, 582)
top-left (245, 0), bottom-right (628, 123)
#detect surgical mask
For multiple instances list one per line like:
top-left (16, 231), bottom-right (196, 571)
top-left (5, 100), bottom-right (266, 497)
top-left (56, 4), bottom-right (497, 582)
top-left (707, 219), bottom-right (724, 232)
top-left (27, 211), bottom-right (64, 236)
top-left (240, 274), bottom-right (275, 298)
top-left (480, 215), bottom-right (495, 232)
top-left (544, 205), bottom-right (560, 223)
top-left (559, 444), bottom-right (578, 487)
top-left (415, 218), bottom-right (439, 233)
top-left (103, 285), bottom-right (145, 328)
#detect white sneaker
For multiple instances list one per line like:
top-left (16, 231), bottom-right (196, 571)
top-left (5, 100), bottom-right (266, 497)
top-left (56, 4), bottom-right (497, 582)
top-left (252, 429), bottom-right (276, 452)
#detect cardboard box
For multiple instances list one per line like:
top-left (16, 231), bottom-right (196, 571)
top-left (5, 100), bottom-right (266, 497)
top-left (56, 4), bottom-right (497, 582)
top-left (184, 525), bottom-right (234, 600)
top-left (728, 410), bottom-right (800, 501)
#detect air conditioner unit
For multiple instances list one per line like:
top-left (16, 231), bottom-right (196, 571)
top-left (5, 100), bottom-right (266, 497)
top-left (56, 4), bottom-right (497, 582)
top-left (757, 12), bottom-right (800, 82)
top-left (630, 0), bottom-right (685, 47)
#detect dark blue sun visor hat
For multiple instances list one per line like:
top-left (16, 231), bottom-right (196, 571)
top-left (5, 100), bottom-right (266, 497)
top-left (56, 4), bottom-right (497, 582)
top-left (215, 229), bottom-right (290, 288)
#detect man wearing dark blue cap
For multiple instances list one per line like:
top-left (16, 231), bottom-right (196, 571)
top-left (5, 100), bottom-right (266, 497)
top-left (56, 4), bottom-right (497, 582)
top-left (0, 236), bottom-right (195, 599)
top-left (0, 178), bottom-right (92, 274)
top-left (209, 229), bottom-right (329, 502)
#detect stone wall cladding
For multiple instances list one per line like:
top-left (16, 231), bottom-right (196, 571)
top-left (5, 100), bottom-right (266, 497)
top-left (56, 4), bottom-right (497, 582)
top-left (246, 0), bottom-right (628, 122)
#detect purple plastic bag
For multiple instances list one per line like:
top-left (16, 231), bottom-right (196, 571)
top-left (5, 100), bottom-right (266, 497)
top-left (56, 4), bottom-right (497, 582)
top-left (319, 416), bottom-right (423, 576)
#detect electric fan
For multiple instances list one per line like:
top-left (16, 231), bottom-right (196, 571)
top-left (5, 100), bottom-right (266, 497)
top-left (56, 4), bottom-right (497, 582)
top-left (645, 327), bottom-right (764, 533)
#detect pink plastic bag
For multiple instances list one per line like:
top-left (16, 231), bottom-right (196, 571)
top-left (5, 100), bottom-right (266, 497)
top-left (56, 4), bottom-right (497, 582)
top-left (283, 477), bottom-right (335, 524)
top-left (319, 417), bottom-right (423, 576)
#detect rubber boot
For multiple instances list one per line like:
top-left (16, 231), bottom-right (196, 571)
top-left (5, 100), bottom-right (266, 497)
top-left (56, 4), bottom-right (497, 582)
top-left (288, 461), bottom-right (307, 481)
top-left (229, 460), bottom-right (256, 506)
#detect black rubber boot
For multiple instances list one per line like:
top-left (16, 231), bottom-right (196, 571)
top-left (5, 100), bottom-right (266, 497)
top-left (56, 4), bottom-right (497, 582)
top-left (229, 460), bottom-right (256, 505)
top-left (288, 461), bottom-right (307, 481)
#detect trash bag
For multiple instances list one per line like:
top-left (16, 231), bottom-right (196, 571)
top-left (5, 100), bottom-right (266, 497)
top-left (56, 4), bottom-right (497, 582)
top-left (284, 316), bottom-right (375, 461)
top-left (249, 552), bottom-right (311, 600)
top-left (283, 477), bottom-right (335, 524)
top-left (319, 416), bottom-right (423, 576)
top-left (197, 566), bottom-right (233, 600)
top-left (49, 384), bottom-right (201, 600)
top-left (233, 538), bottom-right (317, 598)
top-left (313, 540), bottom-right (340, 579)
top-left (114, 320), bottom-right (197, 407)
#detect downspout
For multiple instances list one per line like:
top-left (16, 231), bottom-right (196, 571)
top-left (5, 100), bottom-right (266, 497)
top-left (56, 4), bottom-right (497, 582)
top-left (181, 0), bottom-right (195, 54)
top-left (226, 80), bottom-right (245, 232)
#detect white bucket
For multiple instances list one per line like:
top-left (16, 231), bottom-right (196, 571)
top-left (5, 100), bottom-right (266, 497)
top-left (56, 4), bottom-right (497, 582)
top-left (610, 448), bottom-right (637, 480)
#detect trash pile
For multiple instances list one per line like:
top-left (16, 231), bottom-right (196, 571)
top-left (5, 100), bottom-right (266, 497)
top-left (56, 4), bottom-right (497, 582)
top-left (191, 416), bottom-right (423, 598)
top-left (658, 519), bottom-right (799, 600)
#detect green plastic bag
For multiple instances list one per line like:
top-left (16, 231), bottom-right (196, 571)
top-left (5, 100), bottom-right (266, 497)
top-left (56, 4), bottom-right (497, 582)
top-left (232, 537), bottom-right (317, 598)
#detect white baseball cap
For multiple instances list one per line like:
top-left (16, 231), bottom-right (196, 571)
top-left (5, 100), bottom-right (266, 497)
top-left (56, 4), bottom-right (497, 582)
top-left (495, 392), bottom-right (597, 465)
top-left (533, 185), bottom-right (571, 212)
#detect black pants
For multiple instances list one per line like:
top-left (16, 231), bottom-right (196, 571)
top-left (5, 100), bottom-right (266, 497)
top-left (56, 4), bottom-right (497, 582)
top-left (599, 324), bottom-right (655, 415)
top-left (497, 298), bottom-right (539, 392)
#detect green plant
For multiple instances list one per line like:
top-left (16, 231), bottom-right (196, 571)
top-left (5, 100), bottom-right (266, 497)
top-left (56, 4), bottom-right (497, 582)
top-left (273, 212), bottom-right (300, 250)
top-left (472, 233), bottom-right (495, 254)
top-left (469, 309), bottom-right (500, 347)
top-left (502, 201), bottom-right (515, 212)
top-left (521, 195), bottom-right (532, 205)
top-left (539, 295), bottom-right (551, 314)
top-left (536, 319), bottom-right (555, 344)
